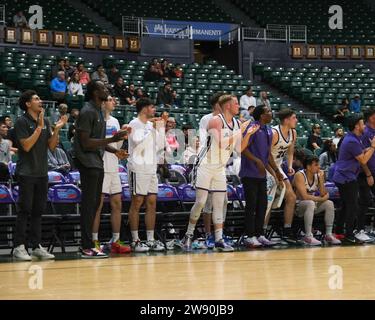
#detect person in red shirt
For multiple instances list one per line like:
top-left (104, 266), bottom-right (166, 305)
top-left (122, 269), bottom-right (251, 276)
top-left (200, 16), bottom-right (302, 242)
top-left (77, 63), bottom-right (91, 85)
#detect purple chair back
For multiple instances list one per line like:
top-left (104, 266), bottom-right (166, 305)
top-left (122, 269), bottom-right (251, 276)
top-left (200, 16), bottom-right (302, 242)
top-left (177, 184), bottom-right (196, 202)
top-left (48, 184), bottom-right (81, 203)
top-left (236, 184), bottom-right (244, 201)
top-left (121, 184), bottom-right (131, 202)
top-left (119, 172), bottom-right (128, 185)
top-left (48, 171), bottom-right (67, 184)
top-left (118, 165), bottom-right (126, 173)
top-left (67, 171), bottom-right (80, 184)
top-left (157, 184), bottom-right (180, 202)
top-left (0, 185), bottom-right (14, 204)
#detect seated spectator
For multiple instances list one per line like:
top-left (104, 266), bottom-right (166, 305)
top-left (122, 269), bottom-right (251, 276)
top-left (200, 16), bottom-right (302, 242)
top-left (51, 103), bottom-right (69, 126)
top-left (51, 58), bottom-right (67, 81)
top-left (13, 11), bottom-right (28, 28)
top-left (350, 94), bottom-right (361, 113)
top-left (256, 91), bottom-right (271, 108)
top-left (0, 116), bottom-right (17, 154)
top-left (171, 63), bottom-right (184, 78)
top-left (171, 90), bottom-right (182, 108)
top-left (47, 135), bottom-right (71, 174)
top-left (239, 105), bottom-right (255, 122)
top-left (67, 72), bottom-right (84, 97)
top-left (0, 122), bottom-right (11, 181)
top-left (91, 65), bottom-right (109, 86)
top-left (240, 87), bottom-right (257, 111)
top-left (161, 59), bottom-right (172, 81)
top-left (108, 65), bottom-right (121, 85)
top-left (124, 83), bottom-right (137, 106)
top-left (156, 82), bottom-right (173, 108)
top-left (160, 111), bottom-right (170, 125)
top-left (68, 108), bottom-right (79, 142)
top-left (64, 59), bottom-right (75, 80)
top-left (319, 139), bottom-right (337, 172)
top-left (144, 58), bottom-right (163, 82)
top-left (50, 71), bottom-right (67, 103)
top-left (76, 63), bottom-right (90, 85)
top-left (135, 88), bottom-right (147, 100)
top-left (307, 124), bottom-right (323, 152)
top-left (113, 77), bottom-right (128, 105)
top-left (166, 117), bottom-right (179, 150)
top-left (333, 98), bottom-right (350, 124)
top-left (332, 127), bottom-right (344, 147)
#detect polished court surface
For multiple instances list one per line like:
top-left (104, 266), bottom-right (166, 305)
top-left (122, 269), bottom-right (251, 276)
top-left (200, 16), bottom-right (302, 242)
top-left (1, 245), bottom-right (374, 300)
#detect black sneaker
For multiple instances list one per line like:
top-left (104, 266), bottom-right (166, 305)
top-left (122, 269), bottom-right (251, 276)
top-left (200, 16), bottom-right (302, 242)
top-left (282, 228), bottom-right (298, 245)
top-left (342, 235), bottom-right (361, 245)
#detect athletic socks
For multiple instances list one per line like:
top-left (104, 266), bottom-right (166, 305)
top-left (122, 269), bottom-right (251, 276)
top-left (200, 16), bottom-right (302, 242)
top-left (214, 228), bottom-right (223, 242)
top-left (146, 230), bottom-right (154, 241)
top-left (92, 233), bottom-right (98, 241)
top-left (111, 233), bottom-right (120, 243)
top-left (131, 230), bottom-right (139, 242)
top-left (186, 223), bottom-right (196, 237)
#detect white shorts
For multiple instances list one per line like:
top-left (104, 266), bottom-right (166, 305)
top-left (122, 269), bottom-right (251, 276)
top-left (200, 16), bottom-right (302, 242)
top-left (194, 165), bottom-right (227, 192)
top-left (102, 172), bottom-right (122, 195)
top-left (277, 166), bottom-right (288, 181)
top-left (128, 170), bottom-right (158, 196)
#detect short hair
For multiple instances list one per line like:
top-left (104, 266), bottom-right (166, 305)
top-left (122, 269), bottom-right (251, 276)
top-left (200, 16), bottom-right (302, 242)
top-left (96, 64), bottom-right (104, 71)
top-left (57, 71), bottom-right (65, 76)
top-left (364, 107), bottom-right (375, 122)
top-left (58, 103), bottom-right (68, 111)
top-left (253, 104), bottom-right (266, 121)
top-left (245, 86), bottom-right (252, 92)
top-left (278, 108), bottom-right (296, 123)
top-left (248, 105), bottom-right (255, 111)
top-left (86, 81), bottom-right (104, 101)
top-left (218, 94), bottom-right (235, 108)
top-left (209, 92), bottom-right (224, 108)
top-left (303, 155), bottom-right (319, 169)
top-left (136, 97), bottom-right (153, 113)
top-left (347, 114), bottom-right (364, 131)
top-left (19, 90), bottom-right (37, 111)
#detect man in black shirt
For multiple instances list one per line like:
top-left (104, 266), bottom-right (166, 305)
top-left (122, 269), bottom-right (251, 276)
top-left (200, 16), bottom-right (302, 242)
top-left (307, 123), bottom-right (323, 152)
top-left (113, 77), bottom-right (128, 105)
top-left (13, 90), bottom-right (68, 261)
top-left (73, 81), bottom-right (129, 259)
top-left (156, 82), bottom-right (173, 108)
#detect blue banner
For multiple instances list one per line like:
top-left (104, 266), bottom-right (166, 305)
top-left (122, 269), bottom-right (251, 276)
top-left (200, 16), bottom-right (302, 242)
top-left (143, 19), bottom-right (237, 41)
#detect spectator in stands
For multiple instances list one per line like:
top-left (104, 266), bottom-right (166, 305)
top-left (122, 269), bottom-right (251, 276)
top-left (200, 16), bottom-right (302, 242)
top-left (319, 139), bottom-right (337, 171)
top-left (183, 135), bottom-right (199, 166)
top-left (67, 72), bottom-right (84, 97)
top-left (257, 91), bottom-right (271, 108)
top-left (113, 77), bottom-right (128, 105)
top-left (124, 83), bottom-right (137, 106)
top-left (333, 98), bottom-right (350, 124)
top-left (64, 59), bottom-right (75, 80)
top-left (156, 82), bottom-right (173, 108)
top-left (307, 123), bottom-right (323, 152)
top-left (171, 63), bottom-right (184, 78)
top-left (91, 65), bottom-right (109, 86)
top-left (240, 105), bottom-right (255, 122)
top-left (240, 87), bottom-right (256, 111)
top-left (77, 63), bottom-right (90, 85)
top-left (68, 108), bottom-right (79, 142)
top-left (135, 88), bottom-right (147, 100)
top-left (161, 59), bottom-right (172, 81)
top-left (13, 11), bottom-right (28, 28)
top-left (0, 116), bottom-right (17, 154)
top-left (47, 131), bottom-right (71, 174)
top-left (144, 58), bottom-right (163, 82)
top-left (51, 58), bottom-right (67, 80)
top-left (108, 65), bottom-right (121, 85)
top-left (160, 110), bottom-right (170, 123)
top-left (350, 94), bottom-right (362, 113)
top-left (0, 123), bottom-right (11, 181)
top-left (51, 103), bottom-right (69, 126)
top-left (12, 90), bottom-right (68, 261)
top-left (50, 71), bottom-right (67, 103)
top-left (171, 90), bottom-right (182, 108)
top-left (332, 127), bottom-right (344, 147)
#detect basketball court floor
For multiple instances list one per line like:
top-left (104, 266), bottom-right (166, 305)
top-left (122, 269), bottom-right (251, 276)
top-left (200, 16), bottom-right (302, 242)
top-left (1, 245), bottom-right (374, 300)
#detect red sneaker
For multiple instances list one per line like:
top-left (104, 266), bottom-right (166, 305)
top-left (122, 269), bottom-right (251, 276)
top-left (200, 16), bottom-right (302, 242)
top-left (111, 241), bottom-right (131, 254)
top-left (334, 234), bottom-right (345, 240)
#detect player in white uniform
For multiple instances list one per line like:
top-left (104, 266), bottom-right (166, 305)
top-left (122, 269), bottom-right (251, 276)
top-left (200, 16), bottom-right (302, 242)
top-left (268, 109), bottom-right (298, 243)
top-left (127, 98), bottom-right (165, 253)
top-left (92, 95), bottom-right (130, 254)
top-left (182, 94), bottom-right (259, 252)
top-left (293, 155), bottom-right (341, 246)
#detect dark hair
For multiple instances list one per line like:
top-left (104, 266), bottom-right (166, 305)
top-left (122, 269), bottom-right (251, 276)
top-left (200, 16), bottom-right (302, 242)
top-left (364, 107), bottom-right (375, 122)
top-left (278, 108), bottom-right (296, 122)
top-left (294, 147), bottom-right (306, 163)
top-left (342, 98), bottom-right (349, 106)
top-left (19, 90), bottom-right (37, 111)
top-left (164, 82), bottom-right (172, 87)
top-left (209, 91), bottom-right (224, 108)
top-left (86, 81), bottom-right (104, 101)
top-left (96, 64), bottom-right (104, 71)
top-left (77, 62), bottom-right (84, 68)
top-left (58, 58), bottom-right (65, 63)
top-left (136, 97), bottom-right (153, 113)
top-left (246, 86), bottom-right (252, 92)
top-left (322, 139), bottom-right (337, 163)
top-left (347, 114), bottom-right (364, 131)
top-left (303, 155), bottom-right (319, 169)
top-left (253, 104), bottom-right (266, 121)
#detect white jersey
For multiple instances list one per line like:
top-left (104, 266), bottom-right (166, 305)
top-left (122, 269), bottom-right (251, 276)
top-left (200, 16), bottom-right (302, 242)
top-left (195, 114), bottom-right (240, 170)
top-left (198, 113), bottom-right (214, 152)
top-left (103, 116), bottom-right (123, 173)
top-left (299, 169), bottom-right (319, 195)
top-left (271, 125), bottom-right (295, 167)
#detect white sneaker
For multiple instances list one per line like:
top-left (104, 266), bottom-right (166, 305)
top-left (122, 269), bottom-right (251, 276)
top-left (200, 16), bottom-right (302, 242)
top-left (146, 240), bottom-right (165, 252)
top-left (302, 236), bottom-right (322, 246)
top-left (257, 236), bottom-right (277, 247)
top-left (131, 240), bottom-right (150, 253)
top-left (13, 245), bottom-right (32, 261)
top-left (32, 245), bottom-right (55, 260)
top-left (355, 230), bottom-right (372, 243)
top-left (244, 236), bottom-right (262, 248)
top-left (324, 234), bottom-right (341, 245)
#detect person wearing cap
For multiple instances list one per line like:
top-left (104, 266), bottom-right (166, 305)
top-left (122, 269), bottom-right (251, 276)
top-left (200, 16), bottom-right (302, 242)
top-left (350, 94), bottom-right (362, 113)
top-left (307, 124), bottom-right (323, 152)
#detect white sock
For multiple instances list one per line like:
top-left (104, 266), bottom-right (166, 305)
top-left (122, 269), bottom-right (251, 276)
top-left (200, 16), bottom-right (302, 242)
top-left (186, 223), bottom-right (196, 236)
top-left (214, 228), bottom-right (223, 242)
top-left (92, 233), bottom-right (98, 241)
top-left (111, 233), bottom-right (120, 243)
top-left (131, 231), bottom-right (139, 241)
top-left (146, 230), bottom-right (154, 241)
top-left (284, 224), bottom-right (292, 228)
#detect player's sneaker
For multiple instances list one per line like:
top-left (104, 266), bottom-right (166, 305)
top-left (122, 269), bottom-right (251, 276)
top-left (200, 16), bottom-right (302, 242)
top-left (223, 234), bottom-right (235, 246)
top-left (146, 240), bottom-right (165, 252)
top-left (214, 239), bottom-right (234, 252)
top-left (205, 234), bottom-right (215, 249)
top-left (354, 230), bottom-right (373, 243)
top-left (334, 233), bottom-right (345, 240)
top-left (281, 228), bottom-right (298, 245)
top-left (192, 239), bottom-right (207, 250)
top-left (131, 240), bottom-right (150, 253)
top-left (13, 245), bottom-right (32, 261)
top-left (81, 248), bottom-right (108, 259)
top-left (244, 236), bottom-right (262, 248)
top-left (93, 240), bottom-right (101, 251)
top-left (181, 234), bottom-right (193, 252)
top-left (257, 236), bottom-right (277, 247)
top-left (324, 234), bottom-right (341, 245)
top-left (111, 240), bottom-right (131, 254)
top-left (32, 245), bottom-right (55, 260)
top-left (302, 236), bottom-right (322, 246)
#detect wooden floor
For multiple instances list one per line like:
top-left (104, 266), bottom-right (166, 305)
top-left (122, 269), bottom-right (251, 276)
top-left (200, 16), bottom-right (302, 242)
top-left (1, 245), bottom-right (375, 300)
